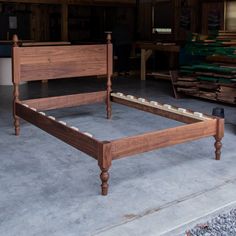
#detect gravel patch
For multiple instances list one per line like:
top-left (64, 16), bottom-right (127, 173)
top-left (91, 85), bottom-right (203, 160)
top-left (186, 209), bottom-right (236, 236)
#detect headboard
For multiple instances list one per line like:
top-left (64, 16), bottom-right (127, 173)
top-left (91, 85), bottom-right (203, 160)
top-left (12, 34), bottom-right (113, 136)
top-left (12, 34), bottom-right (113, 84)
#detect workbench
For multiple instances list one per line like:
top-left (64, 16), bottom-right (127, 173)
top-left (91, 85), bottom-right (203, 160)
top-left (136, 42), bottom-right (180, 80)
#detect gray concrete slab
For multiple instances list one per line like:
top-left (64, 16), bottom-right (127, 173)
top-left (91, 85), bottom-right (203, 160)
top-left (0, 78), bottom-right (235, 236)
top-left (94, 178), bottom-right (236, 236)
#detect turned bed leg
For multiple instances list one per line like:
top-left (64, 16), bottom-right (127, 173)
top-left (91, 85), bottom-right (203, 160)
top-left (106, 88), bottom-right (112, 120)
top-left (106, 32), bottom-right (112, 120)
top-left (106, 71), bottom-right (112, 120)
top-left (214, 137), bottom-right (222, 160)
top-left (13, 83), bottom-right (20, 136)
top-left (98, 141), bottom-right (112, 196)
top-left (100, 168), bottom-right (110, 196)
top-left (14, 114), bottom-right (20, 136)
top-left (12, 35), bottom-right (20, 136)
top-left (214, 118), bottom-right (224, 161)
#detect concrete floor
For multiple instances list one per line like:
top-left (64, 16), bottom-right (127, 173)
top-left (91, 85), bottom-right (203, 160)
top-left (0, 77), bottom-right (235, 236)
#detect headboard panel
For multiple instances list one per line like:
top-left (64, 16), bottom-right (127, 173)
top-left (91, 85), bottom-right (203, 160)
top-left (12, 36), bottom-right (112, 83)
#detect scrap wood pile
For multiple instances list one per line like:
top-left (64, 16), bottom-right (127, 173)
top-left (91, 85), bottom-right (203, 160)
top-left (175, 31), bottom-right (236, 104)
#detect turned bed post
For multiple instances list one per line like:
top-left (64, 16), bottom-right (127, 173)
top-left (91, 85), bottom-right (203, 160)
top-left (106, 33), bottom-right (112, 119)
top-left (12, 34), bottom-right (20, 136)
top-left (214, 118), bottom-right (224, 160)
top-left (98, 141), bottom-right (112, 196)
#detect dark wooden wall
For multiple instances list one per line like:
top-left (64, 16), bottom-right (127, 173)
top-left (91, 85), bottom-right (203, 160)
top-left (0, 0), bottom-right (227, 42)
top-left (138, 0), bottom-right (226, 41)
top-left (0, 1), bottom-right (135, 42)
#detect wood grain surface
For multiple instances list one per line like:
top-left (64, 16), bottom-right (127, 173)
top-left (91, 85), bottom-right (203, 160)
top-left (110, 120), bottom-right (218, 160)
top-left (13, 45), bottom-right (108, 82)
top-left (22, 91), bottom-right (107, 111)
top-left (16, 102), bottom-right (101, 159)
top-left (111, 95), bottom-right (202, 124)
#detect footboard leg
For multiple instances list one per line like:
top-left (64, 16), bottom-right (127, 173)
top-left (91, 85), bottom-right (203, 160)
top-left (106, 32), bottom-right (112, 120)
top-left (214, 118), bottom-right (224, 161)
top-left (214, 137), bottom-right (222, 160)
top-left (106, 79), bottom-right (112, 120)
top-left (13, 83), bottom-right (20, 136)
top-left (14, 115), bottom-right (20, 136)
top-left (106, 97), bottom-right (112, 120)
top-left (98, 141), bottom-right (112, 196)
top-left (100, 168), bottom-right (110, 196)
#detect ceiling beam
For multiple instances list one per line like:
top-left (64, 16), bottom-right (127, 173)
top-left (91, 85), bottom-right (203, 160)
top-left (0, 0), bottom-right (135, 5)
top-left (0, 0), bottom-right (64, 4)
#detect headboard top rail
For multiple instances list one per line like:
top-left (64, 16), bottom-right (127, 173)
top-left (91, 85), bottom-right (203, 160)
top-left (12, 33), bottom-right (113, 83)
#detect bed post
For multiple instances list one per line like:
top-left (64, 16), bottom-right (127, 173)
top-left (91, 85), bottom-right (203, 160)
top-left (106, 33), bottom-right (112, 119)
top-left (98, 141), bottom-right (112, 196)
top-left (214, 118), bottom-right (224, 160)
top-left (12, 34), bottom-right (20, 136)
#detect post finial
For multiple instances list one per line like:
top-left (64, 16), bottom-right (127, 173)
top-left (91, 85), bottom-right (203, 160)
top-left (105, 32), bottom-right (112, 44)
top-left (13, 34), bottom-right (19, 47)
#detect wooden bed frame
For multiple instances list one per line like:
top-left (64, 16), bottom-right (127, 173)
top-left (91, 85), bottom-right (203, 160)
top-left (12, 34), bottom-right (224, 196)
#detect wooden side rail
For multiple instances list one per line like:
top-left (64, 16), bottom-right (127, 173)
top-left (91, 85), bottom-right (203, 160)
top-left (22, 91), bottom-right (107, 111)
top-left (15, 102), bottom-right (101, 159)
top-left (111, 93), bottom-right (211, 124)
top-left (111, 95), bottom-right (197, 124)
top-left (110, 119), bottom-right (219, 160)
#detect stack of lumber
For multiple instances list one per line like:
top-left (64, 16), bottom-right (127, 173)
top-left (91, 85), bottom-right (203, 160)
top-left (217, 31), bottom-right (236, 41)
top-left (175, 32), bottom-right (236, 105)
top-left (217, 85), bottom-right (236, 104)
top-left (174, 77), bottom-right (199, 93)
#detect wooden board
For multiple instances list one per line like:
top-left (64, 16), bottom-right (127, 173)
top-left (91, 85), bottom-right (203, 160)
top-left (13, 45), bottom-right (108, 82)
top-left (22, 91), bottom-right (107, 111)
top-left (110, 120), bottom-right (217, 160)
top-left (16, 102), bottom-right (101, 159)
